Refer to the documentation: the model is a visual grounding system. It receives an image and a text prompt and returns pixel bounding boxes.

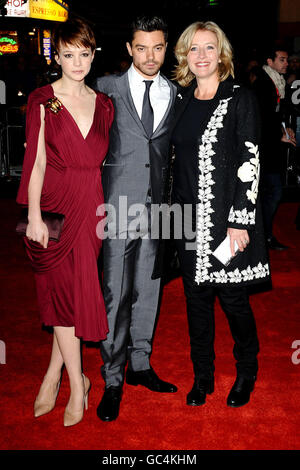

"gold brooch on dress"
[45,97,63,114]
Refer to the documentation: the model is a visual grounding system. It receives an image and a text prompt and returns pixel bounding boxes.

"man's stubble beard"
[135,61,163,78]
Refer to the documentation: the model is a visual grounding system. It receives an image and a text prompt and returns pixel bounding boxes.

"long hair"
[173,21,234,87]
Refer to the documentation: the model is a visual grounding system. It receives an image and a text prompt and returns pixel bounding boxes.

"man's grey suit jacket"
[95,71,177,279]
[95,72,177,209]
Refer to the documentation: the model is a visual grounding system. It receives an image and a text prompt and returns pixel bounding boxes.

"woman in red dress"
[16,18,114,426]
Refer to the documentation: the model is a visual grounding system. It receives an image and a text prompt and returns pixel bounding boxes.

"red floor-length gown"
[17,84,114,341]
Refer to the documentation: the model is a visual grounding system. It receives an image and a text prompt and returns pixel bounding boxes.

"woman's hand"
[227,227,249,256]
[26,218,49,249]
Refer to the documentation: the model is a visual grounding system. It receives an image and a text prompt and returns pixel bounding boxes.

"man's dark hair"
[264,44,289,63]
[129,16,168,43]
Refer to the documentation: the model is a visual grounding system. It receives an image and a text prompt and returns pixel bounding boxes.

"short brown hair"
[173,21,234,87]
[52,17,96,54]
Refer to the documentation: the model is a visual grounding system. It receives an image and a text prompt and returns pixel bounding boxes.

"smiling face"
[187,29,220,81]
[55,42,95,81]
[126,30,167,78]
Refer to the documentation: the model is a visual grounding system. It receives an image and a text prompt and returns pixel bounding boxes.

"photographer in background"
[252,46,296,250]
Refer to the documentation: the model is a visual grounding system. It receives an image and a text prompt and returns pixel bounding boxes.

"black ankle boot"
[227,376,255,408]
[186,377,214,406]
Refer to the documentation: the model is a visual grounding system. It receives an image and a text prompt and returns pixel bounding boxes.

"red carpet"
[0,200,300,450]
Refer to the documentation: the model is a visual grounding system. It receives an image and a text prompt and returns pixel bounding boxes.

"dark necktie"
[141,80,154,137]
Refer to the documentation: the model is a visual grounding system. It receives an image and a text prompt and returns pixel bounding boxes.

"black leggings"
[175,236,259,380]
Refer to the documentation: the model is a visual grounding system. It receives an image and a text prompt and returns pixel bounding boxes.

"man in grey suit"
[95,16,177,421]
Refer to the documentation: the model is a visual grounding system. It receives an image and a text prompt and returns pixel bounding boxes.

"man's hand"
[282,127,297,146]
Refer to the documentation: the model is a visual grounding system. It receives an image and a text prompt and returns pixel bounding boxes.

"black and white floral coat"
[170,78,270,286]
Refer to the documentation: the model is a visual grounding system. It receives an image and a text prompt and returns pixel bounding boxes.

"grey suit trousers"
[100,202,161,387]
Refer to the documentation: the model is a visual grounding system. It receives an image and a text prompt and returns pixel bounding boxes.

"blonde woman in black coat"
[170,21,270,408]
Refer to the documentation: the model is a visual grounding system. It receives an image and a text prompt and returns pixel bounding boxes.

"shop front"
[0,1,69,177]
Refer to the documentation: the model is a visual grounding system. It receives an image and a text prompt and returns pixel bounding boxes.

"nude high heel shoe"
[63,374,91,427]
[34,376,62,418]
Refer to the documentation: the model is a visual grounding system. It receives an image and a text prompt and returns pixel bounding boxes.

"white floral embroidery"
[237,161,257,182]
[195,98,231,284]
[237,141,260,204]
[228,206,256,225]
[209,263,270,284]
[194,94,268,285]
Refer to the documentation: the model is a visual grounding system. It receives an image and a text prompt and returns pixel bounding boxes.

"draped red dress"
[16,84,114,342]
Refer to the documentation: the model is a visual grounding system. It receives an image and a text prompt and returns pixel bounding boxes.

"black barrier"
[0,105,25,178]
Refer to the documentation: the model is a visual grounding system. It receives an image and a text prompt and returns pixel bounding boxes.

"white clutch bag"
[212,234,240,267]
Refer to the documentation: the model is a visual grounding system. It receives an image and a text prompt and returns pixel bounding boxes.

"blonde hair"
[173,21,234,87]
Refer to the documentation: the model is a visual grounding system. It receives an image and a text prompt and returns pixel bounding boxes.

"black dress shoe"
[126,367,177,393]
[267,236,289,250]
[97,386,122,421]
[186,378,214,406]
[227,376,255,408]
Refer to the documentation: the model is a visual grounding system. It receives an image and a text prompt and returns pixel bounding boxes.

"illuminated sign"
[0,44,19,53]
[0,32,19,55]
[5,0,29,17]
[29,0,68,22]
[53,0,68,10]
[43,29,51,64]
[5,0,68,21]
[0,37,17,44]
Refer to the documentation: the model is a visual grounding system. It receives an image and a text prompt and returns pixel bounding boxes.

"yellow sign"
[29,0,68,22]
